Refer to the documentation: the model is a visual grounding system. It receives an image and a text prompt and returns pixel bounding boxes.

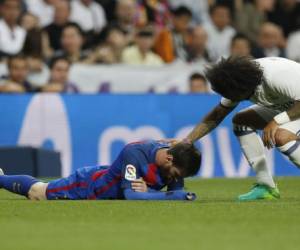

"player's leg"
[0,168,43,199]
[45,166,104,200]
[232,106,280,201]
[275,120,300,167]
[28,182,48,200]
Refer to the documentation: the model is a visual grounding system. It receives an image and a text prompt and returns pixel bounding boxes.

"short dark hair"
[168,143,201,177]
[49,56,71,69]
[101,24,126,40]
[210,3,231,15]
[22,29,43,57]
[190,73,206,83]
[62,22,84,37]
[171,6,192,18]
[7,54,27,68]
[231,33,251,46]
[205,56,264,100]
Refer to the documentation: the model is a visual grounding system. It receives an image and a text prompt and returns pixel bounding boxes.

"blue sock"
[0,175,39,197]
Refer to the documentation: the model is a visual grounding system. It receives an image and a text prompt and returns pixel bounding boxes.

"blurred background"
[0,0,299,178]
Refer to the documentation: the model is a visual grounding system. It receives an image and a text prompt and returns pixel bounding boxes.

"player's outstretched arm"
[123,188,196,201]
[185,103,235,143]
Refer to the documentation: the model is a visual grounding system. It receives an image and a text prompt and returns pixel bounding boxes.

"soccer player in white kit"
[184,56,300,201]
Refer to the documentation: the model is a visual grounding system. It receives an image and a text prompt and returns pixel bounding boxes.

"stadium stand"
[0,0,298,94]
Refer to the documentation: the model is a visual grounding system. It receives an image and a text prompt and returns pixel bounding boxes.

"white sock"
[234,125,276,188]
[278,140,300,167]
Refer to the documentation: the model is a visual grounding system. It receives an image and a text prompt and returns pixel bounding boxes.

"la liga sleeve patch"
[125,165,137,181]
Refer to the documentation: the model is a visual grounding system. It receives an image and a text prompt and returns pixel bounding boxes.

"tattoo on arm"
[287,101,300,121]
[187,104,235,143]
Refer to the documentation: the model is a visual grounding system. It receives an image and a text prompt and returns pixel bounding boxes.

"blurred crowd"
[0,0,299,94]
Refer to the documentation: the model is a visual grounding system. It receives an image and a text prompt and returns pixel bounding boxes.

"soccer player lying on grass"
[184,56,300,201]
[0,140,201,201]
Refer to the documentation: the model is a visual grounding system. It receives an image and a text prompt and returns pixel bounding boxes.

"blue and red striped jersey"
[88,140,184,199]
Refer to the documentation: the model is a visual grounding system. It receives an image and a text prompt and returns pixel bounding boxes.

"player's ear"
[166,154,173,163]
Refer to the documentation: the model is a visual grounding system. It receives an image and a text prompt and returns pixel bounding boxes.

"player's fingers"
[263,131,271,149]
[131,185,146,192]
[270,129,277,148]
[131,183,146,190]
[131,183,143,188]
[131,186,142,192]
[267,130,274,149]
[269,128,276,148]
[262,131,267,147]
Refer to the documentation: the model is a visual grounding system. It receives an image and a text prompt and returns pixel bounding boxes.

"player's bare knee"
[28,182,48,200]
[275,129,298,147]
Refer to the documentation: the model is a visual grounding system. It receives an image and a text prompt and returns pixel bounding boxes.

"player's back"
[250,57,300,111]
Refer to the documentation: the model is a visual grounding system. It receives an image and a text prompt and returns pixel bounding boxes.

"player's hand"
[262,120,279,149]
[131,178,148,192]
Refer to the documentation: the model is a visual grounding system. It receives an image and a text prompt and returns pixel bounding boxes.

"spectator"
[96,0,117,21]
[234,0,275,44]
[154,6,192,63]
[54,23,89,63]
[21,13,52,60]
[41,56,79,93]
[268,0,300,37]
[70,0,107,46]
[113,0,138,42]
[21,12,40,31]
[122,26,164,66]
[136,0,171,30]
[252,22,286,58]
[86,25,127,64]
[0,0,26,59]
[187,25,211,64]
[230,33,252,57]
[44,0,71,51]
[204,3,236,61]
[189,72,209,93]
[287,30,300,62]
[0,55,33,93]
[25,0,58,27]
[169,0,210,24]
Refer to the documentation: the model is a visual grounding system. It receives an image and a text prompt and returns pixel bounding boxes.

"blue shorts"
[46,166,108,200]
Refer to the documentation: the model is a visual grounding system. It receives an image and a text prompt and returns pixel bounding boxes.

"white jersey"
[221,57,300,111]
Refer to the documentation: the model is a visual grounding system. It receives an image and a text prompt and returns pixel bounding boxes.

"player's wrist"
[273,111,290,125]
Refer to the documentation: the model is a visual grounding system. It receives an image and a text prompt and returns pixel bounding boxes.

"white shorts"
[245,105,300,136]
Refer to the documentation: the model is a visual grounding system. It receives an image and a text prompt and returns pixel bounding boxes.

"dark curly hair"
[205,56,264,101]
[168,143,201,177]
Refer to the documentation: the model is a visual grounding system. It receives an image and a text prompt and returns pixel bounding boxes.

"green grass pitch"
[1,177,300,250]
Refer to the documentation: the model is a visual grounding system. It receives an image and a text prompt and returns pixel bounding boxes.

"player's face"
[159,154,184,182]
[160,164,182,183]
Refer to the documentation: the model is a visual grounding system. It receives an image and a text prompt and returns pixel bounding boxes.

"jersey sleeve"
[220,97,239,108]
[119,147,142,190]
[123,189,197,201]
